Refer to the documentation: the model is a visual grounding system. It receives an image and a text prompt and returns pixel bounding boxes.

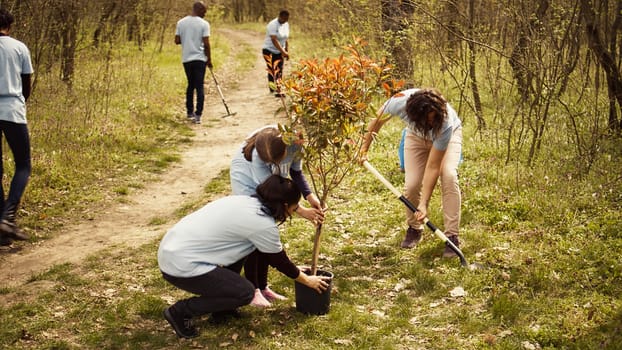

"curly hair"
[405,88,448,138]
[0,9,15,30]
[242,127,287,171]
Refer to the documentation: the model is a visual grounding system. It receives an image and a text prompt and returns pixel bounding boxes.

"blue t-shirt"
[230,126,302,196]
[0,36,34,124]
[157,195,283,277]
[262,17,289,54]
[381,88,461,151]
[175,15,210,63]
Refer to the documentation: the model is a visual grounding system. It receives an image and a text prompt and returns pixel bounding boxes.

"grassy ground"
[2,118,620,349]
[1,24,621,350]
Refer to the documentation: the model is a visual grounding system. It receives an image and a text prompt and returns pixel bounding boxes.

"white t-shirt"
[0,36,34,124]
[381,88,462,151]
[230,126,303,196]
[157,195,283,278]
[175,15,210,63]
[263,18,289,54]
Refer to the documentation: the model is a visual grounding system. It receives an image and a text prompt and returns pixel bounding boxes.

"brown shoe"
[401,227,423,249]
[442,235,460,258]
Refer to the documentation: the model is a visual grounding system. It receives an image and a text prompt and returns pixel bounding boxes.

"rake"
[363,160,479,269]
[209,68,237,118]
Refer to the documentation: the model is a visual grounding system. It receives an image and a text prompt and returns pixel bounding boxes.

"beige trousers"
[403,127,462,237]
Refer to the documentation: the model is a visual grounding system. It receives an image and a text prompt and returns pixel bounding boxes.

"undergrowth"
[1,117,620,349]
[0,24,620,350]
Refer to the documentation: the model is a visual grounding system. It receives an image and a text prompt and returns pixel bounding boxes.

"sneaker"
[443,235,460,258]
[193,118,201,124]
[209,309,242,325]
[250,288,272,307]
[163,307,198,339]
[261,286,287,301]
[401,227,423,249]
[186,113,195,120]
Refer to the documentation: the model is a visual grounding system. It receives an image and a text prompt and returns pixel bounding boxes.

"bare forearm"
[419,148,445,207]
[271,36,287,55]
[361,117,386,154]
[419,167,440,208]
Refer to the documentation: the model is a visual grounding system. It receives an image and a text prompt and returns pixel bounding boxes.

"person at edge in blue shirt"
[158,175,329,339]
[230,125,325,307]
[0,8,33,246]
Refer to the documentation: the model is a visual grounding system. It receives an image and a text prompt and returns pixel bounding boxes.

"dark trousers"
[0,121,31,212]
[244,250,270,290]
[262,49,284,92]
[182,60,207,118]
[162,257,254,318]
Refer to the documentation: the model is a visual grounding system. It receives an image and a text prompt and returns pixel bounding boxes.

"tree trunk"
[59,0,78,87]
[581,0,622,133]
[468,0,485,130]
[157,0,173,53]
[380,0,415,80]
[310,224,323,275]
[310,194,327,275]
[509,1,550,102]
[93,2,117,48]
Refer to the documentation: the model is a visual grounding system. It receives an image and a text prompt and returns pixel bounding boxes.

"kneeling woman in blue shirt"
[158,175,329,339]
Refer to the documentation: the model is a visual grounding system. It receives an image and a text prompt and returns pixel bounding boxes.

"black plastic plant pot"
[294,269,334,315]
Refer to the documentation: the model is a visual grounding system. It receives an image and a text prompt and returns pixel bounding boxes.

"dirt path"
[0,28,282,288]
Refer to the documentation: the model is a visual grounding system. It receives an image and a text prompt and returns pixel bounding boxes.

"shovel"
[363,160,479,269]
[209,68,237,118]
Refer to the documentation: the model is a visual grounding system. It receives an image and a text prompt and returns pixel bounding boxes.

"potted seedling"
[280,38,401,314]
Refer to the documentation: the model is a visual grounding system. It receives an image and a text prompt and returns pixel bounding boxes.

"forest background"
[0,0,621,349]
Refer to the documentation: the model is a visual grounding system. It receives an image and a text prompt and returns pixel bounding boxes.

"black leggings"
[244,250,270,290]
[0,121,31,211]
[162,257,254,318]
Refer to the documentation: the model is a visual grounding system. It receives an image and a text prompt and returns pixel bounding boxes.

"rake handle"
[363,161,468,267]
[209,68,233,115]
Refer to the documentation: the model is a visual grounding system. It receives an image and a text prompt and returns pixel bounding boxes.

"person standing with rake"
[175,1,213,124]
[360,88,463,258]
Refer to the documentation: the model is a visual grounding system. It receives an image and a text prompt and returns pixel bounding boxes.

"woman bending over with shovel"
[360,88,463,258]
[158,175,329,339]
[230,125,325,306]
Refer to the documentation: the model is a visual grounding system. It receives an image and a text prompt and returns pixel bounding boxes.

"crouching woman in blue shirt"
[158,175,329,339]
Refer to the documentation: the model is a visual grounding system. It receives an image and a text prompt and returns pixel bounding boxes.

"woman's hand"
[297,206,324,225]
[415,205,428,221]
[306,194,323,211]
[296,271,330,294]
